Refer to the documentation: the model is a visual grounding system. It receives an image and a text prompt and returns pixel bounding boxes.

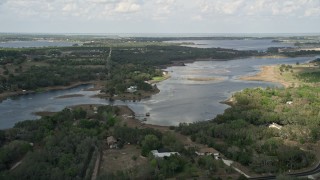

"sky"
[0,0,320,34]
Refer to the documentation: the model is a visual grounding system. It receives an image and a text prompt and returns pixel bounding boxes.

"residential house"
[151,150,180,158]
[127,86,137,93]
[196,148,220,159]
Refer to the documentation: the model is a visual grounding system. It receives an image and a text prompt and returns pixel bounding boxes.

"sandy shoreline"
[239,65,291,88]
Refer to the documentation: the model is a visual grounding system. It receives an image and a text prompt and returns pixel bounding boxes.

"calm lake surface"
[0,56,313,129]
[0,41,76,48]
[167,39,294,51]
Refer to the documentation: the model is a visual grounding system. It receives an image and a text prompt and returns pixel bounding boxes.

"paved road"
[249,163,320,180]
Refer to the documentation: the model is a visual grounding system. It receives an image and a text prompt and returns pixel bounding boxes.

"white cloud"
[304,7,320,17]
[62,3,77,12]
[195,0,320,17]
[114,1,141,13]
[220,0,244,15]
[150,0,177,20]
[0,0,320,33]
[2,0,320,19]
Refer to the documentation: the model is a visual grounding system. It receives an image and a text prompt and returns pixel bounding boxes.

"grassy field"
[276,63,320,87]
[152,76,165,81]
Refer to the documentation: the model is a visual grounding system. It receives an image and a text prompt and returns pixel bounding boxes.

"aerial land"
[2,35,320,179]
[0,104,246,179]
[178,59,320,178]
[0,36,260,102]
[240,59,320,88]
[240,66,291,87]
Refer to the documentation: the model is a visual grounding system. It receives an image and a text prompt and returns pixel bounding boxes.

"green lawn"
[152,76,165,81]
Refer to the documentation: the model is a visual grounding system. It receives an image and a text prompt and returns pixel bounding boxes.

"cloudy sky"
[0,0,320,34]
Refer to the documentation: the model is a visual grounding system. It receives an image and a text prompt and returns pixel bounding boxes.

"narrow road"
[249,162,320,180]
[106,47,112,78]
[91,150,102,180]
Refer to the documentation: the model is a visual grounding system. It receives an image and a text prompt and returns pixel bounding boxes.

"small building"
[286,101,293,105]
[196,148,220,159]
[268,123,282,130]
[127,86,137,93]
[93,107,98,114]
[163,71,168,76]
[107,136,117,149]
[151,150,180,158]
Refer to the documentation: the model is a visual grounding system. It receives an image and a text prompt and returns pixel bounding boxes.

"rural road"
[249,163,320,180]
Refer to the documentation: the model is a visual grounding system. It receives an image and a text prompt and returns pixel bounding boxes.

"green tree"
[141,134,161,156]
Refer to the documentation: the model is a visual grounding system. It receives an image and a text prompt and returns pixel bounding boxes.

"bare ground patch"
[99,145,149,176]
[239,66,291,88]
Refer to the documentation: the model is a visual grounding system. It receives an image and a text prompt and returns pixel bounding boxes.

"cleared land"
[239,66,291,87]
[239,62,320,88]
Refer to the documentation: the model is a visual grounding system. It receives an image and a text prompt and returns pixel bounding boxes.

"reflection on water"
[0,56,314,129]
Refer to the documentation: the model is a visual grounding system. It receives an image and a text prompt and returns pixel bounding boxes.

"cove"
[0,56,314,129]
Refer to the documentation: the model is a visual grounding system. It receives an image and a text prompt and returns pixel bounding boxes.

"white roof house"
[268,123,283,130]
[151,150,180,158]
[127,86,137,93]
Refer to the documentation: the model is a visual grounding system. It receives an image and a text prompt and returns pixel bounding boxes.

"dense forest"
[0,106,119,179]
[0,105,243,179]
[176,84,320,173]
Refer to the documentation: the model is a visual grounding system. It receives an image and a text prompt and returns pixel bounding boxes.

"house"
[163,71,168,76]
[196,148,220,159]
[268,123,282,130]
[151,150,180,158]
[286,101,293,105]
[107,136,117,149]
[127,86,137,93]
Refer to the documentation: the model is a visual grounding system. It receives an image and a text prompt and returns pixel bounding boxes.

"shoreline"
[238,65,291,88]
[162,54,295,68]
[94,88,160,101]
[0,54,291,102]
[34,104,172,131]
[0,81,102,102]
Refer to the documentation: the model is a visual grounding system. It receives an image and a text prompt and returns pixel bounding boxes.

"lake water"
[0,41,76,48]
[0,56,313,129]
[167,39,294,51]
